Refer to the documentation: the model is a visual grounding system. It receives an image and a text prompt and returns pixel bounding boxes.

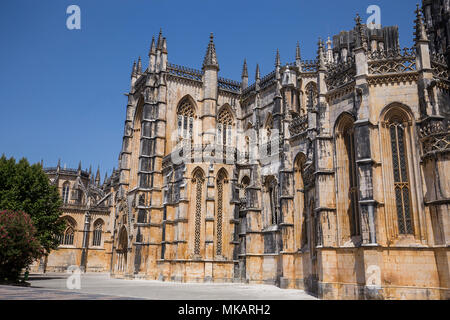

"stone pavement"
[0,273,317,300]
[0,284,140,300]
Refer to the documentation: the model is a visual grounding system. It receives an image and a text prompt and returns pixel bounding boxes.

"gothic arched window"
[266,116,274,156]
[381,106,416,238]
[217,107,233,146]
[63,227,74,245]
[62,182,70,204]
[266,176,278,225]
[215,170,228,256]
[192,169,205,256]
[177,99,195,140]
[294,154,306,250]
[305,82,318,110]
[335,113,361,240]
[59,218,76,246]
[138,195,145,206]
[388,117,413,235]
[92,220,103,246]
[137,209,147,223]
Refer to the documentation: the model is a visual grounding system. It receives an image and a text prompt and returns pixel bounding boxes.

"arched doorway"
[117,227,128,273]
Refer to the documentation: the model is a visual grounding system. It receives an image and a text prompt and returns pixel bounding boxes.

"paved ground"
[0,273,317,300]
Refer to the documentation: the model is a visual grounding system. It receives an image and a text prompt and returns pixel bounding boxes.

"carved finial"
[202,33,219,70]
[414,4,429,42]
[255,64,260,81]
[275,49,281,67]
[78,161,82,172]
[242,59,248,78]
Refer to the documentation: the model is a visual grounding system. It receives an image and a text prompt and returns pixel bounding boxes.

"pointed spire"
[275,49,281,67]
[414,4,428,42]
[255,64,260,81]
[161,37,167,54]
[355,13,368,50]
[202,33,219,70]
[317,38,326,70]
[57,158,61,170]
[131,60,137,78]
[95,166,100,185]
[242,59,248,78]
[137,57,142,74]
[149,36,156,56]
[88,165,92,177]
[104,172,108,183]
[157,28,163,50]
[327,37,334,63]
[241,59,248,90]
[296,41,301,61]
[40,159,44,168]
[296,42,302,69]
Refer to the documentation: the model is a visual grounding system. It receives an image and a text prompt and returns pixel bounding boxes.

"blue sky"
[0,0,417,182]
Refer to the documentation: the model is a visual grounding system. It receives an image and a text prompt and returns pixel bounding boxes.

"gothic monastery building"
[33,1,449,300]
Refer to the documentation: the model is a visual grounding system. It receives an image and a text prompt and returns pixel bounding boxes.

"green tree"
[0,155,64,254]
[0,210,44,281]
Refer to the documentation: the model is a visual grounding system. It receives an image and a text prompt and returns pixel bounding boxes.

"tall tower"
[201,33,220,147]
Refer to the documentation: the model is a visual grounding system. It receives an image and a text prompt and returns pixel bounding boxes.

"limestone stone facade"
[34,1,449,300]
[31,163,115,273]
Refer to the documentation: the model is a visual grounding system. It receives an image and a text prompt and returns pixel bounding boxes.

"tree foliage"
[0,155,64,254]
[0,210,44,281]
